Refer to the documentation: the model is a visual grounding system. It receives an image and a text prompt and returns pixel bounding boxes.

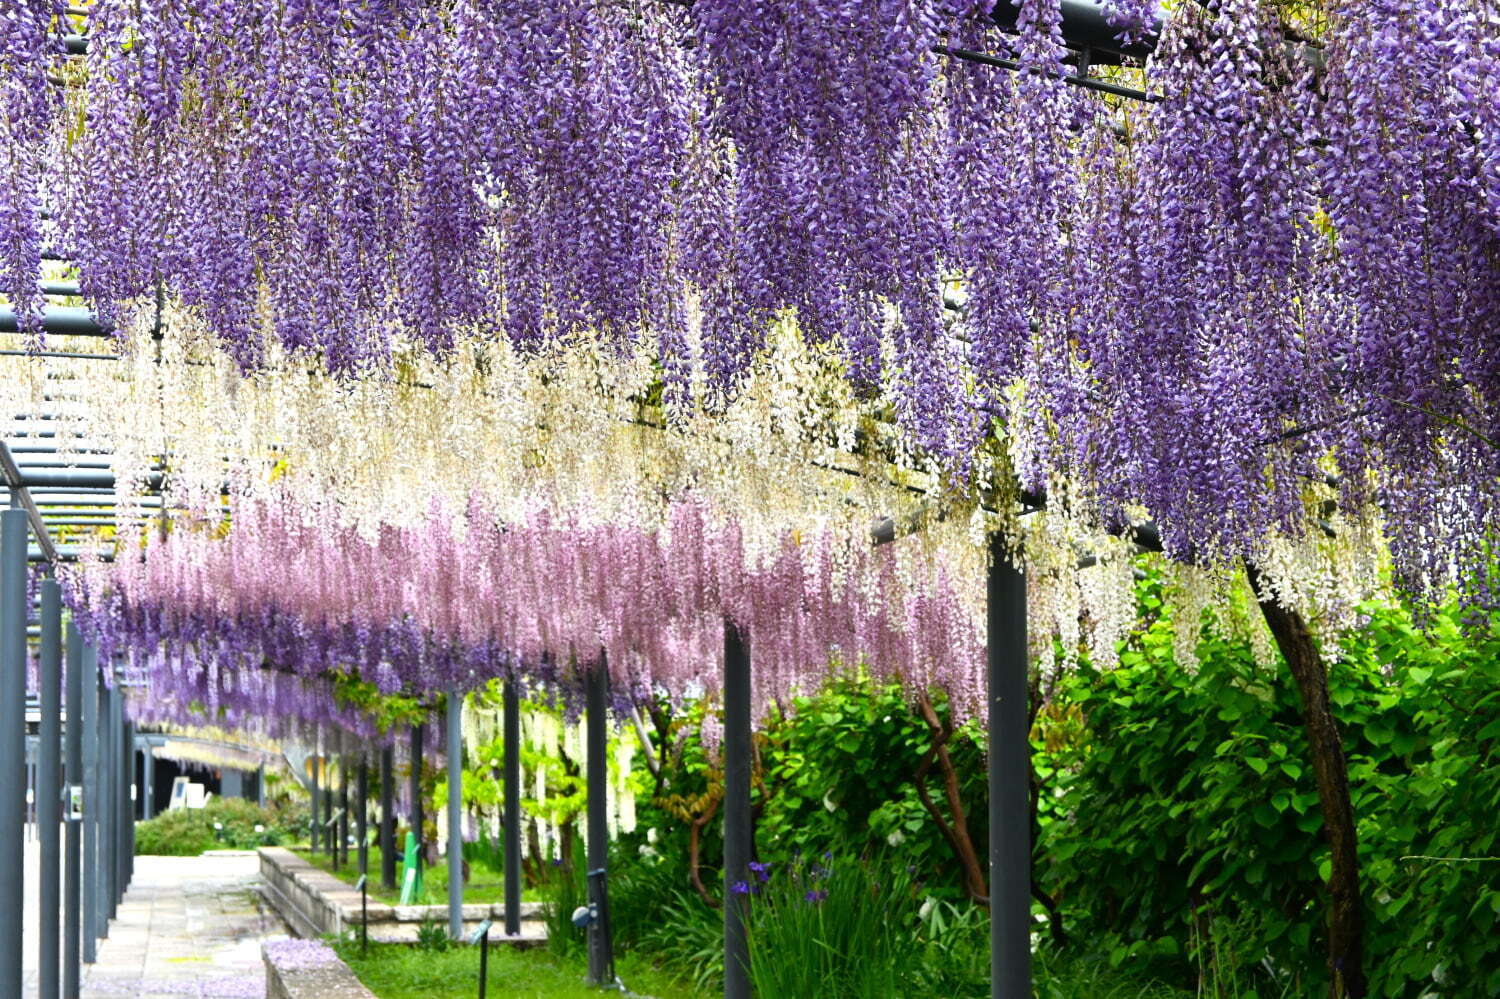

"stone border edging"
[257,846,547,944]
[263,939,378,999]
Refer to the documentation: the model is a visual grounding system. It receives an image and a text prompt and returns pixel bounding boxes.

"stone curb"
[257,846,547,945]
[263,939,378,999]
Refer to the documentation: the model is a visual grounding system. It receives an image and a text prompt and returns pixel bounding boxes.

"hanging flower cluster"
[117,642,385,744]
[3,0,1489,603]
[78,307,933,554]
[66,490,990,725]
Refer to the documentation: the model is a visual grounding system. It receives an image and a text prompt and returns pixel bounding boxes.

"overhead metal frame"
[17,10,1336,999]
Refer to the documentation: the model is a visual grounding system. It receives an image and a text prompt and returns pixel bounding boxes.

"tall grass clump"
[741,853,923,998]
[540,853,588,957]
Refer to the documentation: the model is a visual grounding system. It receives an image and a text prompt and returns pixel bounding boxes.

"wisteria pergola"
[1,2,1496,999]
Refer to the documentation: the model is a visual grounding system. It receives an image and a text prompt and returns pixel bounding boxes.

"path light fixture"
[469,918,493,999]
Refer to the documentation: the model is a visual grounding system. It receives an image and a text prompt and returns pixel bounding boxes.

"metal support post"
[379,745,396,890]
[141,742,153,821]
[38,576,61,999]
[723,620,752,999]
[410,723,424,857]
[95,670,109,938]
[357,754,368,877]
[64,624,83,995]
[81,647,98,963]
[326,746,336,856]
[257,762,265,807]
[585,657,614,986]
[503,679,521,937]
[106,683,119,918]
[447,689,463,939]
[121,719,133,893]
[988,535,1030,998]
[0,505,27,998]
[339,746,350,869]
[309,736,320,854]
[327,758,336,857]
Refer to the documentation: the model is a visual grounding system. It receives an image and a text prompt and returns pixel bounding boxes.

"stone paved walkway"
[78,852,289,999]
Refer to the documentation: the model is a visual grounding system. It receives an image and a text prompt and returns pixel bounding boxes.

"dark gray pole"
[140,741,152,821]
[502,679,521,937]
[988,535,1030,997]
[722,620,752,999]
[95,670,110,938]
[0,505,27,998]
[585,657,614,986]
[256,763,265,807]
[410,723,424,857]
[327,752,336,858]
[38,577,62,999]
[338,742,350,870]
[64,624,82,995]
[107,681,120,912]
[447,689,463,939]
[121,718,133,894]
[356,754,369,876]
[309,736,320,854]
[80,647,98,963]
[379,745,396,890]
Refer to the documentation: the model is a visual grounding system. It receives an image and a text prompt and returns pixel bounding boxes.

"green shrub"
[134,809,217,856]
[1038,595,1500,997]
[755,679,985,902]
[135,796,306,855]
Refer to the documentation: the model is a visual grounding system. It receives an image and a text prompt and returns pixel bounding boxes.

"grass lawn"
[294,844,542,906]
[334,941,706,999]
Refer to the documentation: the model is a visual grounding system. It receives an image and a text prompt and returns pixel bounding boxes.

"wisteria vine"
[1,0,1496,605]
[64,492,991,727]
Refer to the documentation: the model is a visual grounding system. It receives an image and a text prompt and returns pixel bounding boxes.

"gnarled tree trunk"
[1248,564,1366,998]
[913,691,990,903]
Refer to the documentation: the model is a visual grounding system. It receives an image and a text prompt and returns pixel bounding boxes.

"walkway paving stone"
[79,851,290,999]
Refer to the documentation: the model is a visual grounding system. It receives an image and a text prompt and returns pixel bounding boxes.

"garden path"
[78,851,290,999]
